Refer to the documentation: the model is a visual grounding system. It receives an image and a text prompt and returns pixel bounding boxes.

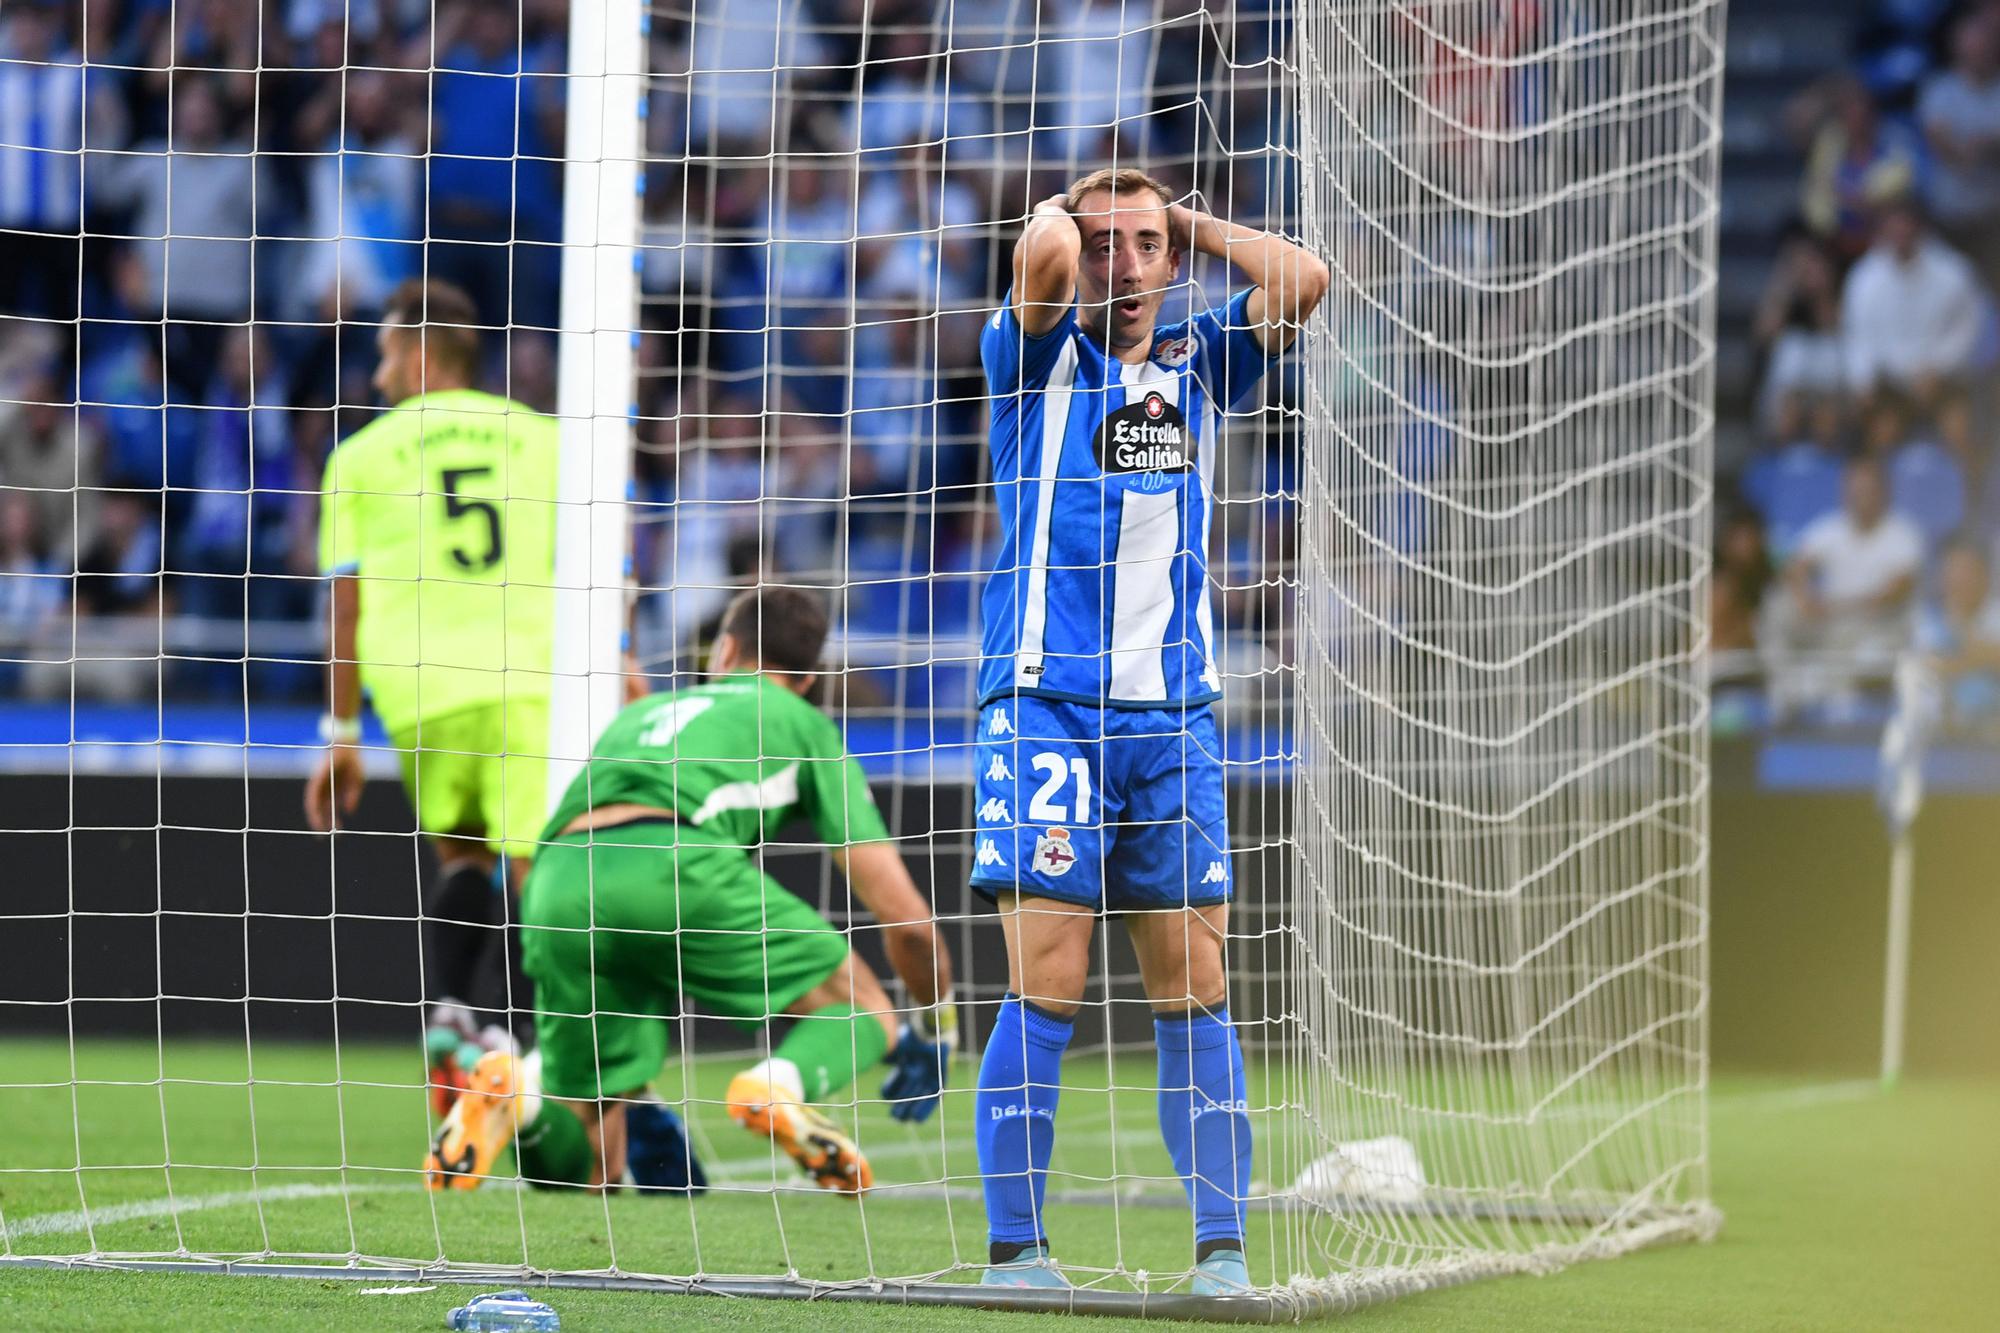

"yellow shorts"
[391,698,549,861]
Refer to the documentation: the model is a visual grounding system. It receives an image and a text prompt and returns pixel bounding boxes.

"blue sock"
[1156,1007,1252,1246]
[976,994,1073,1249]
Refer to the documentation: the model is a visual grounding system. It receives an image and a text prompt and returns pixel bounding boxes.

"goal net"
[0,0,1723,1317]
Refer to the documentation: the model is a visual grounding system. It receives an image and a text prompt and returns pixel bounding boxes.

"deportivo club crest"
[1032,827,1077,877]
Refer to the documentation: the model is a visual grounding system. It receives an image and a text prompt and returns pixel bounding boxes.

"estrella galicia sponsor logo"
[1096,391,1192,476]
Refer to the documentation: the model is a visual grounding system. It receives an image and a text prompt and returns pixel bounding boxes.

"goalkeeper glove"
[881,993,958,1124]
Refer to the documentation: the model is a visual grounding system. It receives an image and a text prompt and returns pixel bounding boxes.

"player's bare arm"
[304,573,364,831]
[1012,194,1083,335]
[833,841,956,1009]
[1169,202,1330,354]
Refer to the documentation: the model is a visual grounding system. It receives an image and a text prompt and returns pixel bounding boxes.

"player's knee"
[1011,951,1089,1011]
[1137,956,1227,1012]
[1016,990,1084,1020]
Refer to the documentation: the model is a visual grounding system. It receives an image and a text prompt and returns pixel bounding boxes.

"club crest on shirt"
[1153,335,1194,366]
[1032,827,1077,877]
[1096,392,1192,476]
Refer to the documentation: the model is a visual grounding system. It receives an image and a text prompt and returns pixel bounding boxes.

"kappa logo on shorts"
[985,754,1013,782]
[976,838,1004,868]
[988,709,1014,736]
[1201,861,1227,886]
[979,797,1011,823]
[1033,827,1077,878]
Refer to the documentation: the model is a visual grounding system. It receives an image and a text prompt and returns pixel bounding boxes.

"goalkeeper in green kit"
[426,586,958,1194]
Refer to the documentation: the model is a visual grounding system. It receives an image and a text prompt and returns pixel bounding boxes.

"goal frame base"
[0,1207,1721,1326]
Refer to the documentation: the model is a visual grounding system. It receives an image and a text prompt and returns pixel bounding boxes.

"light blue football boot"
[1191,1246,1251,1296]
[981,1244,1071,1288]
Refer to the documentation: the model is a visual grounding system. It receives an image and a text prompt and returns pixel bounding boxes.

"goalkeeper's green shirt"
[318,389,559,736]
[541,676,892,852]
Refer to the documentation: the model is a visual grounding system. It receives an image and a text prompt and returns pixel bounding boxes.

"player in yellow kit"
[305,278,558,1085]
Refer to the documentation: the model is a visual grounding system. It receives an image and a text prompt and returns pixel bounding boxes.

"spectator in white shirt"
[1920,10,2000,277]
[88,75,266,396]
[1841,199,1985,460]
[1035,0,1158,161]
[1914,537,2000,732]
[287,68,422,323]
[1767,455,1927,719]
[685,0,829,153]
[0,1,119,325]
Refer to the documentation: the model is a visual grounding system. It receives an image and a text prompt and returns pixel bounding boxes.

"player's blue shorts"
[966,695,1232,912]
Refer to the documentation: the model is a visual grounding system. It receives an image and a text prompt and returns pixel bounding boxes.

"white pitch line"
[1709,1079,1879,1114]
[2,1182,386,1241]
[0,1084,1884,1245]
[701,1126,1135,1184]
[0,1131,1133,1236]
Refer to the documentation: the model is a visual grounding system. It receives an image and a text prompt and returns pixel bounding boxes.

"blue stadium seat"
[1888,439,1966,553]
[929,574,977,637]
[845,535,928,636]
[1741,441,1844,556]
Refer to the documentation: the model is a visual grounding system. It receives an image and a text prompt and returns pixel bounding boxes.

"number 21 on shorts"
[1028,752,1091,824]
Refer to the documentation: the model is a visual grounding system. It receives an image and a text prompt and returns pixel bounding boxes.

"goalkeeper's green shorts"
[391,698,548,862]
[519,819,850,1101]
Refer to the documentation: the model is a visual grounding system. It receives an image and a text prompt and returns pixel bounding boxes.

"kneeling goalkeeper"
[426,586,957,1193]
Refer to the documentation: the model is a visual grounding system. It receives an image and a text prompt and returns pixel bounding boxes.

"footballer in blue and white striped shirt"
[969,168,1328,1292]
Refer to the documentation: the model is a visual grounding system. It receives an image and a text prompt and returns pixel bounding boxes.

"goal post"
[548,0,644,802]
[1,0,1723,1318]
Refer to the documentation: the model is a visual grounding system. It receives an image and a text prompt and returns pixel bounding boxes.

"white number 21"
[1028,752,1091,823]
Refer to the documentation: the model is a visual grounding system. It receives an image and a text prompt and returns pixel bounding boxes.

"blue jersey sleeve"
[1188,288,1280,411]
[980,291,1076,393]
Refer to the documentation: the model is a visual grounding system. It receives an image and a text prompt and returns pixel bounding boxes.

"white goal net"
[0,0,1722,1317]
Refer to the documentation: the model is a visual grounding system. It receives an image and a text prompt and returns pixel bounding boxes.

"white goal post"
[0,0,1723,1319]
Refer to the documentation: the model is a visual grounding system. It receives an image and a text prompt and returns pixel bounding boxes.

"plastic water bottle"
[445,1290,560,1331]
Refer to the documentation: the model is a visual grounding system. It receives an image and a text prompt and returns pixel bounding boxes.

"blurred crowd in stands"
[11,0,1997,738]
[1717,0,2000,736]
[0,0,1293,707]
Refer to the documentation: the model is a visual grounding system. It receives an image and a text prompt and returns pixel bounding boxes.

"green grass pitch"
[0,1039,1993,1330]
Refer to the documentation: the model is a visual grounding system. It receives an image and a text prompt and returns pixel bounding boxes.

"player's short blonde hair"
[383,278,481,380]
[1064,168,1184,250]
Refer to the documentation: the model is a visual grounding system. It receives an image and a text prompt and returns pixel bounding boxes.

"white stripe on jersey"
[1195,392,1222,693]
[1015,340,1079,685]
[1108,360,1185,701]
